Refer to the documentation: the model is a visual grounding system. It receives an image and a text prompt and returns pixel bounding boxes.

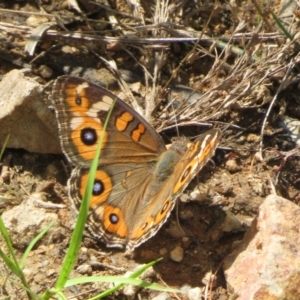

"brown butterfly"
[52,76,221,250]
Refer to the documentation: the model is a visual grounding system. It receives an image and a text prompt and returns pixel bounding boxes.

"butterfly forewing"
[52,76,166,167]
[172,129,222,197]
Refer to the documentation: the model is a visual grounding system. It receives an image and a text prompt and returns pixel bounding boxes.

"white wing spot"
[103,95,114,105]
[89,96,113,113]
[70,117,84,130]
[76,82,89,94]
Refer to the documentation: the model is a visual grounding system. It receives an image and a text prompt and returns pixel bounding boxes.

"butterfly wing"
[52,76,166,167]
[170,129,222,198]
[127,129,222,249]
[69,161,164,249]
[69,129,221,250]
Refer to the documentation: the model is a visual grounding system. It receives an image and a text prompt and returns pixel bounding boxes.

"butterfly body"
[52,76,221,250]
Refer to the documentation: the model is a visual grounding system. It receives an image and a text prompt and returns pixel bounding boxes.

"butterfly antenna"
[175,199,186,235]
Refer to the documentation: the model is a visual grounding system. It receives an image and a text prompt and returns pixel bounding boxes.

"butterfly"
[51,76,221,250]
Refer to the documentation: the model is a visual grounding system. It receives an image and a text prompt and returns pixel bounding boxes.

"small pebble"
[189,190,207,202]
[222,210,242,232]
[76,264,92,275]
[170,246,184,262]
[225,159,241,172]
[26,16,49,27]
[139,266,155,280]
[130,82,142,93]
[62,45,80,54]
[123,265,156,297]
[45,163,59,177]
[187,287,202,300]
[38,65,53,79]
[90,254,98,263]
[181,237,191,249]
[152,292,171,300]
[46,269,56,277]
[246,133,260,143]
[159,248,168,255]
[179,209,194,220]
[123,284,136,298]
[179,193,190,202]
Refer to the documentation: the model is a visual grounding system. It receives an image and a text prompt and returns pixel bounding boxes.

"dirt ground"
[0,0,300,299]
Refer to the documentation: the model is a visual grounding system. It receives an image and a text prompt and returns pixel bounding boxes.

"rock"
[26,16,49,27]
[122,265,156,298]
[139,266,156,280]
[225,158,241,172]
[246,133,260,143]
[46,269,56,277]
[187,287,202,300]
[76,264,92,275]
[170,246,184,262]
[2,198,58,249]
[152,292,171,300]
[37,65,53,79]
[122,283,136,299]
[223,195,300,300]
[181,236,191,249]
[222,210,243,232]
[189,190,207,202]
[159,248,168,255]
[0,69,60,153]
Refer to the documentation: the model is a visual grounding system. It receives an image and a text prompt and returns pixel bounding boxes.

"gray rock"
[0,69,60,153]
[2,197,58,248]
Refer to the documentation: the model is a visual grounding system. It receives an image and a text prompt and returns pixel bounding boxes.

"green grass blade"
[65,258,161,288]
[8,278,40,299]
[0,216,35,296]
[54,145,100,290]
[56,291,67,300]
[54,99,116,292]
[128,258,162,278]
[0,248,22,277]
[71,259,181,299]
[0,134,9,160]
[270,10,293,41]
[20,221,54,268]
[93,259,167,299]
[0,216,20,267]
[66,275,179,291]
